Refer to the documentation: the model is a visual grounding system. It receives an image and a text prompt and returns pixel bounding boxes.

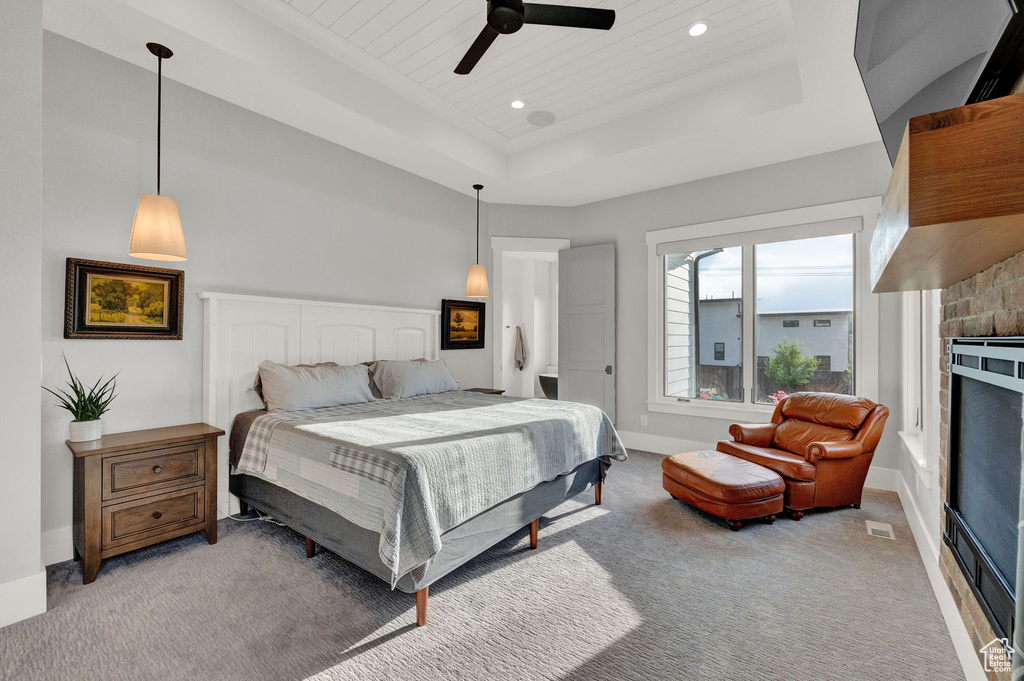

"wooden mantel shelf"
[870,92,1024,293]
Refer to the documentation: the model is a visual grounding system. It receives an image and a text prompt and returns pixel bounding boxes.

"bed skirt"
[229,458,605,593]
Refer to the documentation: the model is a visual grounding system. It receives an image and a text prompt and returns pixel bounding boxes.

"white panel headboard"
[200,291,440,516]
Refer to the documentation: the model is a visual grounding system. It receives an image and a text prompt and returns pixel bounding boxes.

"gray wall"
[0,0,44,594]
[570,142,902,469]
[39,35,500,541]
[35,33,901,556]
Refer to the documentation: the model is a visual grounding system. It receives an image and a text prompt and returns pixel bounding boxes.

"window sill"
[647,399,776,422]
[899,430,934,488]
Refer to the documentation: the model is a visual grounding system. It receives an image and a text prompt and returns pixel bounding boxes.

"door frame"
[490,236,572,391]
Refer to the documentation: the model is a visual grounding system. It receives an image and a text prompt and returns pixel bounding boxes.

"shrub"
[764,339,819,392]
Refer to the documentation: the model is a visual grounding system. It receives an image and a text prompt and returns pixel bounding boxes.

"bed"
[201,292,626,625]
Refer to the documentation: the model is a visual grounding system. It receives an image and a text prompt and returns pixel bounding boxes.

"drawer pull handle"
[152,511,163,520]
[153,466,163,474]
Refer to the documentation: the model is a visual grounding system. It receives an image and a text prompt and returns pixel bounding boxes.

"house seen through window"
[663,233,854,406]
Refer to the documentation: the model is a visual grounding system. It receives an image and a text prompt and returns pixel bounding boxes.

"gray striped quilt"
[234,391,627,586]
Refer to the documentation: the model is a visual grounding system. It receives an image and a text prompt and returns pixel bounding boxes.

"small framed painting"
[441,299,485,350]
[64,258,184,339]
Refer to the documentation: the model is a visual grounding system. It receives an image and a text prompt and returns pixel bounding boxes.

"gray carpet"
[1,451,963,681]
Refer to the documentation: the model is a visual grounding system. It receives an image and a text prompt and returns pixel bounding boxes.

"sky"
[681,234,854,313]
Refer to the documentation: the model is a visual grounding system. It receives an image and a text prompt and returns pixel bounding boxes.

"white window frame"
[646,197,882,421]
[899,288,941,489]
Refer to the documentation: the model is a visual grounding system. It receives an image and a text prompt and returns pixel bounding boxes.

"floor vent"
[866,521,895,540]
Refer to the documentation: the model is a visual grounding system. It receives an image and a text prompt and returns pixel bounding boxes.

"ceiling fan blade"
[522,4,615,30]
[455,25,500,75]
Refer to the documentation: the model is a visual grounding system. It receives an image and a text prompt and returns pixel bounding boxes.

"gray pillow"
[253,361,337,406]
[369,359,458,399]
[257,360,375,412]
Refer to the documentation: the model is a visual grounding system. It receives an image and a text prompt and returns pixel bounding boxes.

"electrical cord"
[227,509,287,527]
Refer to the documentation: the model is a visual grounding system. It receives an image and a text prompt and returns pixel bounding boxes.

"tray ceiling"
[42,0,884,205]
[276,0,793,141]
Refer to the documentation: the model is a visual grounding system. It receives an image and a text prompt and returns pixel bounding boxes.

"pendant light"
[465,184,489,297]
[129,43,187,261]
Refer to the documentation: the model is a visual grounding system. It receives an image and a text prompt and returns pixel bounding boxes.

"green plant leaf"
[43,355,118,421]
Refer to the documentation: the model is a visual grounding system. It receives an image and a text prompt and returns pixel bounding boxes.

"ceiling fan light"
[466,264,490,297]
[129,194,187,261]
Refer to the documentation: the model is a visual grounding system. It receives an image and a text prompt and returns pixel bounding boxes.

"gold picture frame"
[64,258,184,339]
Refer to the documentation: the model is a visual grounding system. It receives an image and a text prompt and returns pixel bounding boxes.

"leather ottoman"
[662,450,785,530]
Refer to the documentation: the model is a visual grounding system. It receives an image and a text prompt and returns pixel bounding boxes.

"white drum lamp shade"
[466,263,489,297]
[129,195,187,261]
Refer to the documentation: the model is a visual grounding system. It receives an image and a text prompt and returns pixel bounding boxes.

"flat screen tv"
[855,0,1024,165]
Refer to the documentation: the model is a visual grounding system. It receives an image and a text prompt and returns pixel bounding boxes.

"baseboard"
[42,525,74,566]
[896,473,939,560]
[863,465,897,492]
[617,430,897,491]
[616,430,713,456]
[0,569,46,629]
[898,472,986,681]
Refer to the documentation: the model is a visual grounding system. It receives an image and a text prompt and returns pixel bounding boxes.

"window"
[900,289,942,488]
[663,248,743,402]
[648,198,878,418]
[814,319,831,327]
[755,234,853,403]
[661,234,855,405]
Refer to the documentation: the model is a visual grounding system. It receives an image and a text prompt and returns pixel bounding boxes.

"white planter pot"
[69,419,102,442]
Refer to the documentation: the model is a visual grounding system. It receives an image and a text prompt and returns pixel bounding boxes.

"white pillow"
[257,360,375,412]
[369,359,458,399]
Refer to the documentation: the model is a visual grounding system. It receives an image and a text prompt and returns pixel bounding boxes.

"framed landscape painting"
[65,258,184,339]
[441,299,485,350]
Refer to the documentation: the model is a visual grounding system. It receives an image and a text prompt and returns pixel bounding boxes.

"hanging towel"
[514,326,527,371]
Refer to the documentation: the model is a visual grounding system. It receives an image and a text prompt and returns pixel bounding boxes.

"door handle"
[605,365,613,375]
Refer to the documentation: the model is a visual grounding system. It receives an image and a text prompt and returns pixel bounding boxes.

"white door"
[558,243,616,422]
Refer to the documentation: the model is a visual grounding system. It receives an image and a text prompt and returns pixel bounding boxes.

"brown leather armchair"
[717,392,889,519]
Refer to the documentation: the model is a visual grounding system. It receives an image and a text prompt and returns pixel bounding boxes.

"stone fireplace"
[940,251,1024,680]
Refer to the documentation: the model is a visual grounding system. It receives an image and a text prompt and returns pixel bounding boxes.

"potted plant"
[43,356,118,442]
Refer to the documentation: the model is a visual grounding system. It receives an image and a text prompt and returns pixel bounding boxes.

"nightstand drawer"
[102,485,206,550]
[102,443,205,501]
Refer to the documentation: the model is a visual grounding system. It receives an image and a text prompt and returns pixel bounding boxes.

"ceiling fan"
[455,0,616,75]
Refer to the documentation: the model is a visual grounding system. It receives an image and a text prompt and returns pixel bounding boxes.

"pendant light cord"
[156,54,162,196]
[473,183,483,265]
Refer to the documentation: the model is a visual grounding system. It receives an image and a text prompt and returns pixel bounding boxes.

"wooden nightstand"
[464,388,505,395]
[66,423,225,584]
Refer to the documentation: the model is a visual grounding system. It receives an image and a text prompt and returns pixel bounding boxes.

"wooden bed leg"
[305,537,316,558]
[239,499,249,516]
[529,518,539,549]
[595,481,603,506]
[416,586,428,627]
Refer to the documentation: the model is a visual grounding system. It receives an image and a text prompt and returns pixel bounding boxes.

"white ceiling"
[41,0,884,206]
[274,0,793,141]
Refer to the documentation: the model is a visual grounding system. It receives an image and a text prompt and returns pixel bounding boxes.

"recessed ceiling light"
[510,99,526,109]
[688,21,710,37]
